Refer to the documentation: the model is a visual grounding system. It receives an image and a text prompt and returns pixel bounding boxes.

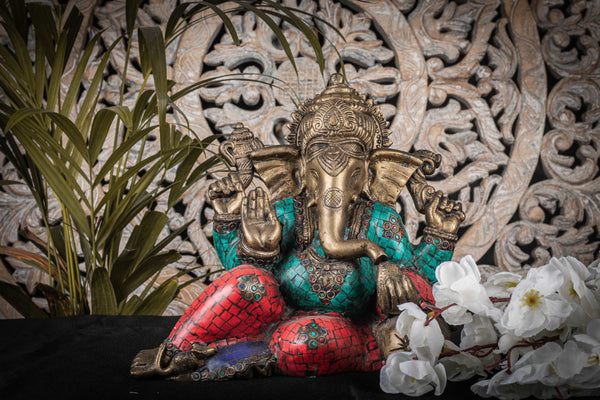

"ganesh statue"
[130,74,464,381]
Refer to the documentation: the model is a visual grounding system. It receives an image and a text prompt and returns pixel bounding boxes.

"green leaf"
[97,187,161,251]
[9,133,92,240]
[6,109,89,164]
[164,3,191,44]
[0,246,67,288]
[0,17,35,104]
[0,280,48,318]
[125,0,143,37]
[74,38,120,132]
[91,267,118,315]
[61,31,103,119]
[0,180,23,186]
[235,2,298,76]
[92,125,157,188]
[27,3,59,65]
[124,211,169,269]
[89,108,117,165]
[260,2,324,75]
[116,250,180,302]
[36,283,71,317]
[7,0,28,42]
[131,89,155,130]
[133,279,178,315]
[120,295,141,315]
[205,3,240,45]
[109,249,136,296]
[58,2,84,65]
[93,151,164,213]
[145,220,193,260]
[138,27,170,151]
[186,154,221,188]
[9,118,90,202]
[47,225,68,266]
[167,145,204,207]
[110,221,191,294]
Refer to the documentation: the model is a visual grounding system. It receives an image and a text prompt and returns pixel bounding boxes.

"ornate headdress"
[286,74,392,153]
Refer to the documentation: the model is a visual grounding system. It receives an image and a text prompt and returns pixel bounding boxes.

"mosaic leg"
[184,341,276,382]
[269,313,383,376]
[168,265,285,351]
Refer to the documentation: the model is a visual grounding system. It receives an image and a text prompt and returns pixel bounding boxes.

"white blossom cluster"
[380,256,600,399]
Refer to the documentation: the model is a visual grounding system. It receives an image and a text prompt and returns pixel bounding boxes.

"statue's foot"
[373,317,411,359]
[130,341,216,378]
[374,315,454,359]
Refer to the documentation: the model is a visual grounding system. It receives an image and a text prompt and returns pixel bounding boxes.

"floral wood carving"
[0,0,598,317]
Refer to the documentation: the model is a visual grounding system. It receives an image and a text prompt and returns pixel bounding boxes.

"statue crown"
[286,74,392,153]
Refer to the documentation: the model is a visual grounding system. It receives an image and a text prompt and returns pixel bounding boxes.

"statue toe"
[130,347,161,378]
[130,342,217,379]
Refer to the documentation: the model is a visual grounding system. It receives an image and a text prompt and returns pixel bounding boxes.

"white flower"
[433,255,502,325]
[586,259,600,291]
[439,341,485,382]
[380,351,447,396]
[484,271,522,307]
[396,302,444,363]
[471,341,585,399]
[461,314,498,349]
[471,373,557,400]
[499,263,572,338]
[550,257,600,327]
[574,318,600,355]
[496,332,533,368]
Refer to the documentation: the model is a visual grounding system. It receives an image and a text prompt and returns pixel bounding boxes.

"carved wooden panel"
[0,0,598,317]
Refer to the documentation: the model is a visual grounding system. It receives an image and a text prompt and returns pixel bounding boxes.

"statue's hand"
[376,262,420,316]
[208,173,244,216]
[424,191,465,235]
[241,187,281,252]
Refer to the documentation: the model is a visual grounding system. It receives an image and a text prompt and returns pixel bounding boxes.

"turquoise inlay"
[213,229,242,270]
[412,242,452,283]
[274,198,296,254]
[276,242,376,316]
[366,203,414,267]
[363,202,453,283]
[213,196,454,313]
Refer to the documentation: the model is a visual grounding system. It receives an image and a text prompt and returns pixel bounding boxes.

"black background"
[0,315,484,400]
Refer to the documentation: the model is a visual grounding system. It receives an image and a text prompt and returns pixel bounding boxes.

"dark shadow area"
[0,315,486,400]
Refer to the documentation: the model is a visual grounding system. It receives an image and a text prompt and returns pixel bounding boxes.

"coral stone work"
[296,320,329,350]
[236,274,267,302]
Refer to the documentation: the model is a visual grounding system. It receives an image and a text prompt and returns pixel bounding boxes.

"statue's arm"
[212,222,243,271]
[209,176,283,270]
[370,203,455,316]
[405,169,464,281]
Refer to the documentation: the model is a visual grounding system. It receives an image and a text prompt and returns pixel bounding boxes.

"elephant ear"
[367,149,424,207]
[250,145,302,202]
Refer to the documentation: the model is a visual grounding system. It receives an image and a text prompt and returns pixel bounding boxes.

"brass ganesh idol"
[131,74,464,381]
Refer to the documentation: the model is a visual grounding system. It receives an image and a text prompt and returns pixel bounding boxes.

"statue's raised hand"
[424,191,465,235]
[208,173,244,216]
[241,188,281,253]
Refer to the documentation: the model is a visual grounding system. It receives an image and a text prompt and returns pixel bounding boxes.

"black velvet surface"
[0,315,483,400]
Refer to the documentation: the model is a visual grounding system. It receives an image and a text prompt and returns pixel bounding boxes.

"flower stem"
[440,342,498,358]
[420,301,456,326]
[490,297,511,303]
[485,335,560,374]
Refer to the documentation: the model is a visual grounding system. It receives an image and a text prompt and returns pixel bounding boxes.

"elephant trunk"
[317,188,388,265]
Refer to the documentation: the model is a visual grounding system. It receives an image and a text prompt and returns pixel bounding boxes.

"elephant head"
[249,74,433,265]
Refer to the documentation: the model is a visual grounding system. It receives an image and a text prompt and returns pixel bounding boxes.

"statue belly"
[275,249,376,317]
